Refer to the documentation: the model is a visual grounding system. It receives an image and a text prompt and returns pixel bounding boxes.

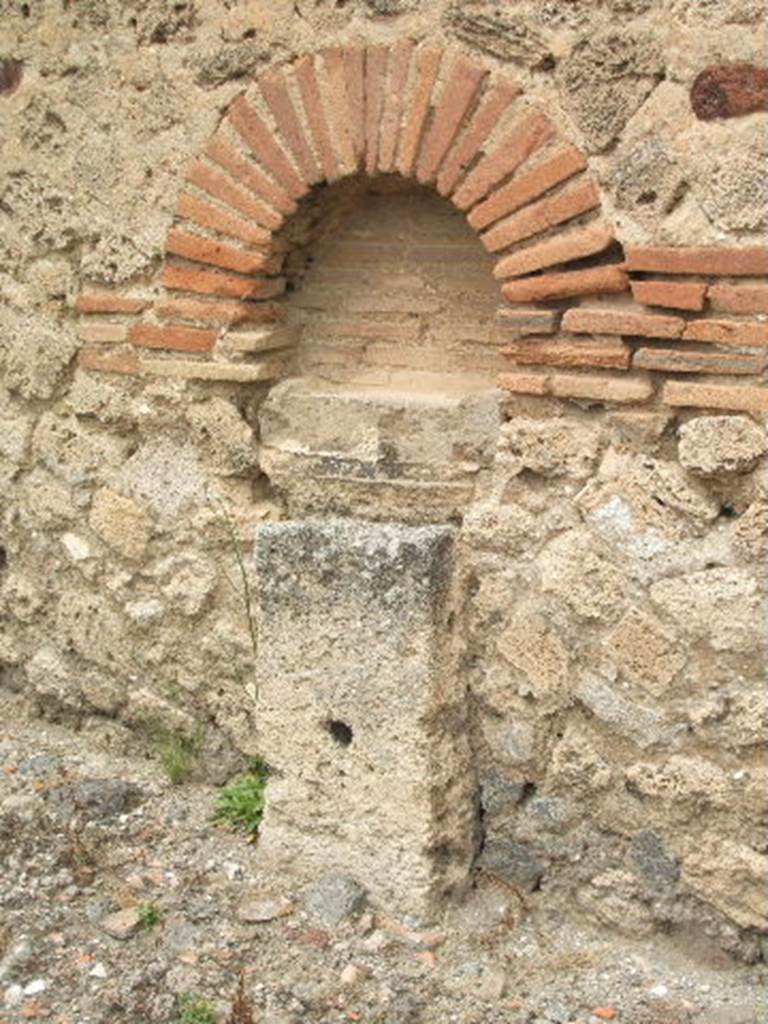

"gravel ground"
[0,693,765,1024]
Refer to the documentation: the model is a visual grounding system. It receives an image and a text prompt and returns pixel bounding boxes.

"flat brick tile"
[550,372,654,403]
[493,224,614,279]
[396,47,442,178]
[630,279,707,311]
[416,55,487,185]
[497,371,550,395]
[77,322,129,343]
[322,46,359,174]
[378,39,414,173]
[365,44,389,176]
[437,76,521,197]
[78,346,141,375]
[633,346,765,375]
[501,264,629,303]
[162,263,286,301]
[468,145,587,230]
[342,43,366,159]
[129,323,216,353]
[187,161,283,230]
[295,54,338,182]
[495,306,559,335]
[228,95,307,200]
[259,64,321,185]
[76,293,148,315]
[139,357,284,383]
[504,336,631,370]
[625,246,768,277]
[155,297,284,325]
[452,112,555,211]
[562,307,684,339]
[176,193,272,248]
[708,283,768,315]
[166,229,277,275]
[662,380,768,412]
[205,134,297,216]
[682,319,768,347]
[481,179,600,252]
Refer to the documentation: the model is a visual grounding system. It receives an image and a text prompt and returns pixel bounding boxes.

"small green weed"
[137,902,162,930]
[147,723,203,786]
[177,993,216,1024]
[213,757,270,835]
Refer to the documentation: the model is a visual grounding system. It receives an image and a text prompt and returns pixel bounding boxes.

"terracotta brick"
[76,293,148,315]
[708,283,768,315]
[468,145,588,231]
[205,134,297,217]
[295,54,338,182]
[342,44,366,159]
[682,319,768,347]
[452,112,555,211]
[77,322,129,343]
[437,76,521,197]
[139,357,284,383]
[501,264,629,303]
[630,279,707,311]
[625,246,768,277]
[78,346,141,375]
[415,55,487,185]
[129,323,216,353]
[396,47,442,178]
[219,325,297,353]
[187,162,283,231]
[377,39,414,173]
[176,193,272,248]
[691,64,768,121]
[495,306,559,335]
[228,95,307,200]
[550,373,654,404]
[322,47,359,174]
[155,297,283,325]
[365,44,389,176]
[662,380,768,413]
[481,179,600,252]
[493,224,614,280]
[258,64,321,186]
[562,307,683,339]
[633,347,765,375]
[166,229,278,276]
[162,264,286,301]
[505,336,631,370]
[497,371,550,395]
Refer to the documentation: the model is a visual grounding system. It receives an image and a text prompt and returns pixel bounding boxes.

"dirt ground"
[0,692,765,1024]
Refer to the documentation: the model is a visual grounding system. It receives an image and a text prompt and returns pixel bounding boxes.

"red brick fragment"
[663,380,768,413]
[708,283,768,315]
[633,347,765,375]
[295,55,338,182]
[691,64,768,121]
[493,224,613,279]
[468,146,588,230]
[166,229,278,275]
[452,112,555,211]
[497,371,550,395]
[482,179,600,252]
[187,162,283,230]
[625,246,768,277]
[322,47,359,174]
[205,135,297,216]
[562,307,683,339]
[505,336,631,370]
[78,347,141,375]
[176,193,272,248]
[342,44,366,160]
[501,265,629,303]
[682,319,768,347]
[155,297,283,325]
[76,293,148,314]
[228,95,307,200]
[396,47,442,178]
[416,55,487,185]
[437,76,521,197]
[365,44,389,176]
[378,39,415,173]
[550,373,653,404]
[129,323,216,353]
[162,264,286,301]
[630,279,707,311]
[78,322,129,343]
[259,65,321,185]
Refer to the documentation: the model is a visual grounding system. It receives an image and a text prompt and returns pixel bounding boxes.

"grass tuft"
[213,757,270,835]
[177,994,216,1024]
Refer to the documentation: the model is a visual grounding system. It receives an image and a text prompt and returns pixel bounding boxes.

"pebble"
[237,897,294,923]
[23,979,47,996]
[340,964,364,986]
[3,984,23,1007]
[99,907,141,940]
[304,874,367,928]
[89,963,108,979]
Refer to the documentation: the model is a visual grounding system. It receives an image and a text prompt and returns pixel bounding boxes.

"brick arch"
[76,41,768,413]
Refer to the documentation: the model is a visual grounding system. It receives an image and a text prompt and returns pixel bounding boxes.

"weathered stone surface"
[1,311,78,400]
[540,529,628,621]
[304,874,367,927]
[496,609,569,706]
[650,568,761,653]
[478,838,545,892]
[683,840,768,931]
[254,519,475,916]
[625,756,731,812]
[605,607,686,695]
[499,417,602,479]
[46,779,143,822]
[575,674,678,750]
[99,907,141,941]
[678,416,767,475]
[89,488,151,561]
[691,64,768,120]
[627,829,680,886]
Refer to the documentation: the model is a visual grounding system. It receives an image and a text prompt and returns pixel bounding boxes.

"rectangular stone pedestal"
[253,519,476,918]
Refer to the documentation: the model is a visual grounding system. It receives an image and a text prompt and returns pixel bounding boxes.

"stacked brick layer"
[74,42,767,413]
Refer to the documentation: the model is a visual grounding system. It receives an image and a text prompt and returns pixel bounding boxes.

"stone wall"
[1,0,766,961]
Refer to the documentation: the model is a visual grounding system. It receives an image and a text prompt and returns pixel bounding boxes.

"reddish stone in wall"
[691,64,768,120]
[0,59,22,96]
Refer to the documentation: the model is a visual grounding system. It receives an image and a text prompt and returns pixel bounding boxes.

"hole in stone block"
[0,547,6,570]
[327,719,353,746]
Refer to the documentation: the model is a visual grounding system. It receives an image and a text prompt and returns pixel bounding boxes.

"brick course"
[482,179,600,252]
[501,265,629,303]
[416,56,487,185]
[493,224,613,280]
[630,280,707,312]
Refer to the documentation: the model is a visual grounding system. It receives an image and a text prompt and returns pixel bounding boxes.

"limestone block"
[678,416,767,475]
[55,591,126,672]
[574,674,680,750]
[499,417,602,479]
[116,439,207,519]
[539,528,628,621]
[185,398,258,476]
[605,607,686,695]
[1,309,78,400]
[548,723,612,795]
[89,488,151,561]
[254,519,475,916]
[496,608,569,707]
[625,755,731,812]
[682,840,768,931]
[649,568,762,653]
